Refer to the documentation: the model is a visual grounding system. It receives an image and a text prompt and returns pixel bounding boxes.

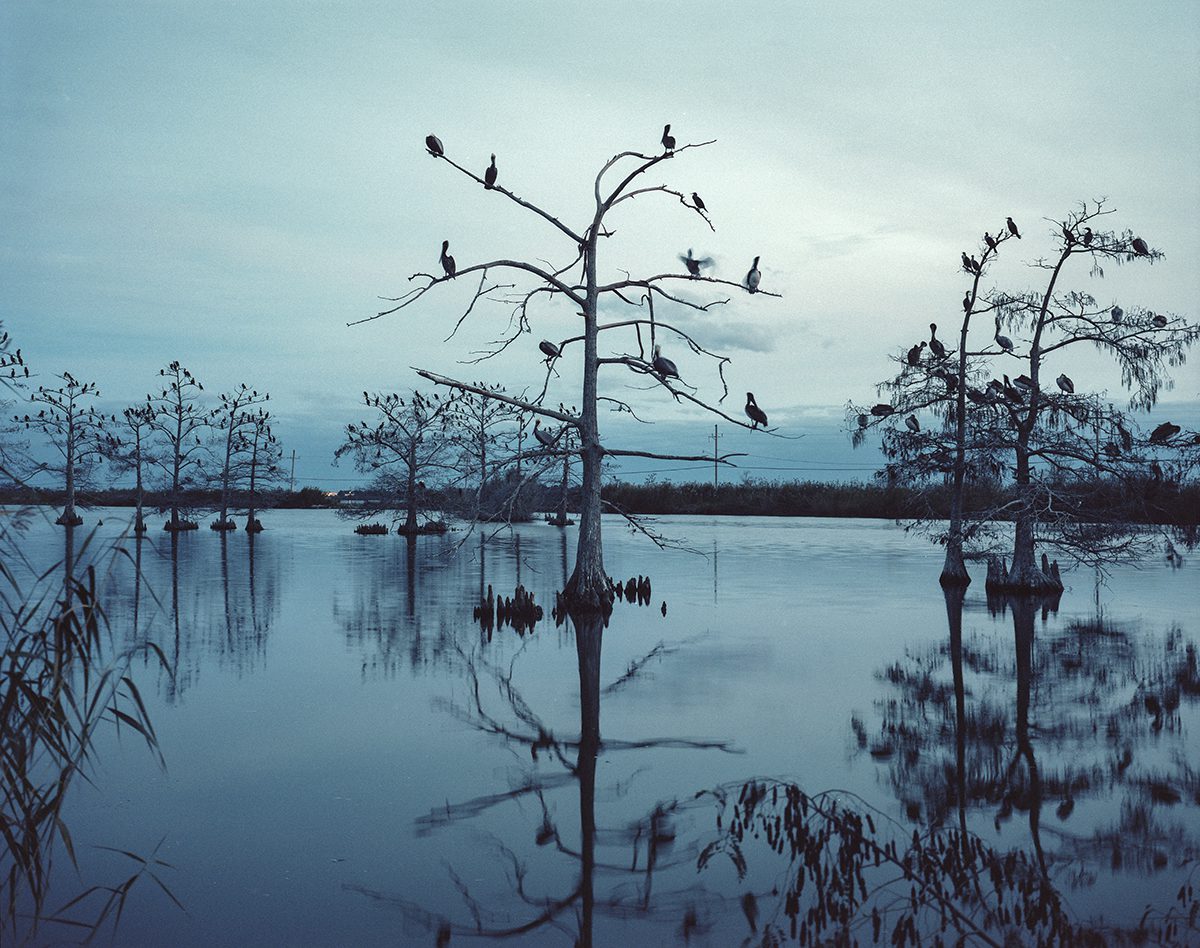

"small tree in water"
[360,131,777,609]
[108,404,158,533]
[207,383,271,530]
[145,361,210,531]
[18,371,113,526]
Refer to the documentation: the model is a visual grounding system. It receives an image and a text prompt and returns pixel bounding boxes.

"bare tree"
[109,404,158,534]
[208,383,271,530]
[448,381,521,520]
[359,131,776,609]
[17,372,113,526]
[240,407,283,532]
[335,390,459,534]
[0,325,30,485]
[146,361,210,531]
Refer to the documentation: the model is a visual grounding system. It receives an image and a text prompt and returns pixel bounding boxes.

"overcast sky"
[3,2,1198,486]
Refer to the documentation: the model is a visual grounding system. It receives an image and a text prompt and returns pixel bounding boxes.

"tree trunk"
[405,438,418,534]
[944,585,969,843]
[245,440,260,532]
[214,421,235,529]
[170,407,182,529]
[134,437,146,534]
[573,611,603,948]
[58,417,79,526]
[940,310,973,586]
[554,452,569,526]
[1000,441,1055,592]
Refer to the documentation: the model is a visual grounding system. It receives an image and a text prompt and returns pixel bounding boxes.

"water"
[7,509,1199,944]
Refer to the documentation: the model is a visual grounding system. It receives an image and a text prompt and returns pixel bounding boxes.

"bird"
[966,387,990,405]
[745,256,761,293]
[1056,373,1074,394]
[425,134,444,157]
[905,414,920,433]
[857,413,869,428]
[651,344,679,379]
[984,232,997,251]
[661,124,675,152]
[962,292,972,313]
[1111,306,1124,324]
[691,192,706,212]
[1150,422,1180,444]
[970,255,981,273]
[484,154,497,189]
[539,339,561,361]
[439,240,457,277]
[906,341,926,366]
[994,318,1014,353]
[961,251,973,272]
[1062,222,1075,245]
[534,420,560,447]
[1011,374,1034,395]
[1006,216,1021,239]
[1002,375,1024,404]
[679,248,712,277]
[870,403,895,417]
[1131,236,1149,256]
[929,323,946,359]
[1152,313,1168,328]
[745,393,768,428]
[1118,424,1133,452]
[1082,227,1093,246]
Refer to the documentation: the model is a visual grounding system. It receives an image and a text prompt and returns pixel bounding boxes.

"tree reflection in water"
[345,609,738,945]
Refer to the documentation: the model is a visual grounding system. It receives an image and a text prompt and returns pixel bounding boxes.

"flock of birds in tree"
[424,128,775,437]
[859,218,1186,458]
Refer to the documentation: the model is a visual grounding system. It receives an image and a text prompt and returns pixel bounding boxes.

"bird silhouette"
[1002,375,1024,404]
[929,323,946,359]
[1152,313,1168,328]
[994,317,1014,353]
[905,414,920,432]
[1082,227,1093,246]
[1150,422,1180,444]
[745,256,761,293]
[1131,236,1149,256]
[1056,373,1074,394]
[440,240,456,277]
[961,251,973,272]
[484,154,497,189]
[870,403,895,417]
[1012,374,1033,395]
[651,344,679,379]
[906,341,926,366]
[661,124,675,152]
[691,192,706,212]
[962,292,971,313]
[857,413,869,428]
[425,134,444,157]
[534,420,561,447]
[984,232,997,251]
[539,340,561,361]
[744,393,768,428]
[1062,222,1075,245]
[679,248,712,277]
[1111,306,1123,324]
[1006,216,1021,239]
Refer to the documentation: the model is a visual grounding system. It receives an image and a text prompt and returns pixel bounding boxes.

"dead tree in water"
[208,384,271,530]
[108,405,158,533]
[358,132,777,609]
[240,407,283,533]
[146,362,210,531]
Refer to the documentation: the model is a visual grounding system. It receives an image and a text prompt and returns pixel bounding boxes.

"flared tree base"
[984,553,1064,594]
[164,520,199,532]
[938,545,972,588]
[55,512,83,527]
[210,518,237,531]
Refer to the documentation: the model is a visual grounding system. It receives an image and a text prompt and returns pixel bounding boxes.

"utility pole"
[709,425,719,488]
[289,449,296,493]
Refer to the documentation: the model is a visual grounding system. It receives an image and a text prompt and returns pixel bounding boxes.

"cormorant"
[661,124,675,152]
[962,292,971,313]
[1056,373,1074,394]
[679,248,712,277]
[929,323,946,359]
[539,340,561,361]
[534,420,560,447]
[1150,422,1180,444]
[994,318,1014,353]
[1002,375,1024,404]
[440,240,456,278]
[870,403,895,417]
[425,134,444,157]
[484,154,497,189]
[904,414,920,433]
[691,192,706,212]
[961,251,973,272]
[857,413,869,428]
[1131,236,1149,256]
[1006,216,1021,239]
[967,387,990,405]
[970,255,981,273]
[1152,313,1168,328]
[1082,227,1093,246]
[651,344,679,379]
[906,341,926,366]
[1111,306,1123,324]
[1062,223,1074,245]
[984,232,997,251]
[746,256,761,293]
[745,393,768,428]
[1118,424,1133,452]
[1012,374,1033,395]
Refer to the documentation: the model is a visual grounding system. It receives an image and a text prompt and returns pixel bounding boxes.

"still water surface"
[14,509,1200,944]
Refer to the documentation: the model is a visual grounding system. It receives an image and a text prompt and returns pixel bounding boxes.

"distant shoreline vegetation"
[1,476,1195,529]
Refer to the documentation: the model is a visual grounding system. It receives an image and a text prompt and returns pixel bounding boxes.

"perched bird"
[691,192,706,212]
[539,339,561,361]
[984,232,997,251]
[1056,373,1074,394]
[994,317,1014,353]
[1152,313,1168,328]
[905,414,920,433]
[1150,422,1181,444]
[961,251,973,272]
[661,124,675,152]
[970,255,981,273]
[1111,306,1124,324]
[1082,227,1093,246]
[484,154,498,189]
[745,392,768,428]
[933,367,958,392]
[1006,216,1021,239]
[870,403,895,417]
[906,341,926,366]
[857,413,869,428]
[745,256,762,293]
[1131,236,1150,256]
[651,344,679,379]
[1012,374,1033,395]
[440,240,456,277]
[533,420,560,447]
[966,387,990,405]
[425,134,444,156]
[1118,424,1133,452]
[1062,222,1075,245]
[679,248,712,277]
[962,292,972,313]
[929,323,946,359]
[1002,375,1024,404]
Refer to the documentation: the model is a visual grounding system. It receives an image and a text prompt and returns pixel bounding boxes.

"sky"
[3,2,1199,488]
